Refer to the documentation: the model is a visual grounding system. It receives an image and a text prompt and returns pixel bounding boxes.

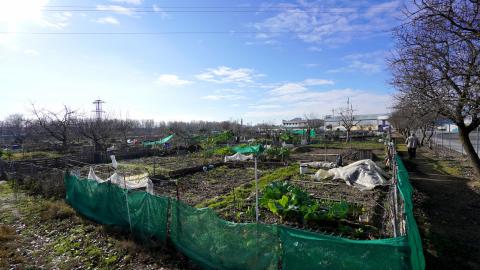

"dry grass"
[118,239,141,254]
[0,225,23,268]
[40,201,76,221]
[0,225,16,241]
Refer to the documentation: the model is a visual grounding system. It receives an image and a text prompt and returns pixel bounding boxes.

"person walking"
[405,133,420,159]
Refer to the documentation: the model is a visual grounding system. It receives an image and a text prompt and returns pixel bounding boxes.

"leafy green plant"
[260,181,355,223]
[265,147,290,161]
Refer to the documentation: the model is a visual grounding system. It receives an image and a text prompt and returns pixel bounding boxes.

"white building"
[324,114,390,131]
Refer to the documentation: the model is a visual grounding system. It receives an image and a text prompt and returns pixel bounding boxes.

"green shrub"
[265,147,290,161]
[213,146,234,156]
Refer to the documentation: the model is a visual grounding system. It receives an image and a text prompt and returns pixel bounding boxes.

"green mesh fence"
[65,175,168,242]
[279,227,410,270]
[64,154,424,270]
[170,200,279,270]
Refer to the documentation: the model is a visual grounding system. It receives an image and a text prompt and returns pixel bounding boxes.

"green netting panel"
[232,144,265,154]
[280,226,410,270]
[291,129,316,137]
[395,156,426,270]
[128,191,169,242]
[143,134,175,146]
[65,175,169,242]
[170,200,279,270]
[65,174,130,227]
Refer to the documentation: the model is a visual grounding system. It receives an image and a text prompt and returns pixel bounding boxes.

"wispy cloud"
[110,0,143,5]
[328,51,386,74]
[95,16,120,25]
[270,78,334,95]
[24,49,39,56]
[39,11,72,29]
[201,94,246,101]
[196,66,261,84]
[96,5,134,16]
[253,1,401,46]
[155,74,193,86]
[245,88,391,120]
[152,4,169,19]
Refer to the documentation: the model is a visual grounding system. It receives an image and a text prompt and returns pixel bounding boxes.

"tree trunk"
[458,126,480,179]
[420,127,427,146]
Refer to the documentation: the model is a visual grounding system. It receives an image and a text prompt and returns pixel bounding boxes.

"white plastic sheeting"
[87,167,154,194]
[300,161,337,169]
[224,152,254,162]
[313,159,388,191]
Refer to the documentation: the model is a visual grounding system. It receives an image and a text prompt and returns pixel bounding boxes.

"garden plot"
[196,163,392,240]
[79,154,223,179]
[154,165,274,207]
[290,147,374,163]
[77,151,392,240]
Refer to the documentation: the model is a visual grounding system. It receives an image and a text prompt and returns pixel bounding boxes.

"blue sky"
[0,0,404,124]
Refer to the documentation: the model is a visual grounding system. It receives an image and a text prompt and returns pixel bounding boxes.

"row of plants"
[260,181,363,224]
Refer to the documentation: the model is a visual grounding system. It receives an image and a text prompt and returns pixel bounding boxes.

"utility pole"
[92,99,105,120]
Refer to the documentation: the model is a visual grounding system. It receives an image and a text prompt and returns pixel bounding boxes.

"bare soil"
[154,165,272,206]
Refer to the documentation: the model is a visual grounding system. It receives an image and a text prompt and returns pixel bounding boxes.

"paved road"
[430,130,480,155]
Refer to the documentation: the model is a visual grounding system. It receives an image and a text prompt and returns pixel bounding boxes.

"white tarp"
[110,155,118,169]
[282,142,295,148]
[224,152,254,162]
[301,161,337,169]
[87,166,153,194]
[313,159,388,191]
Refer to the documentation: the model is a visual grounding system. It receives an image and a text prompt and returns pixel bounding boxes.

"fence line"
[63,151,424,270]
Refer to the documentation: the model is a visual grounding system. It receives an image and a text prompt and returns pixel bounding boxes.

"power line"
[36,4,406,14]
[38,8,400,14]
[0,29,394,35]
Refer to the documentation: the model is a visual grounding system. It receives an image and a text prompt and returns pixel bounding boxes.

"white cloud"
[253,1,401,46]
[96,5,134,16]
[302,78,334,86]
[245,88,391,120]
[23,49,39,56]
[201,94,245,101]
[214,88,245,94]
[110,0,143,5]
[196,66,259,84]
[152,4,169,19]
[155,74,192,86]
[95,16,120,25]
[269,78,334,96]
[328,51,385,74]
[270,83,307,95]
[38,11,72,29]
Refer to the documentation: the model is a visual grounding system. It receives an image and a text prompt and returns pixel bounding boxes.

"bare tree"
[4,114,26,144]
[390,0,480,176]
[115,119,135,145]
[32,105,77,152]
[338,103,360,142]
[77,118,117,152]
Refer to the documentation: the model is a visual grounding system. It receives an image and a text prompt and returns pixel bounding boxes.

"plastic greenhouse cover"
[232,144,265,154]
[142,134,175,146]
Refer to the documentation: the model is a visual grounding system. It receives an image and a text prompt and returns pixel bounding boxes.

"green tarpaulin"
[232,144,265,154]
[143,134,175,147]
[291,129,316,137]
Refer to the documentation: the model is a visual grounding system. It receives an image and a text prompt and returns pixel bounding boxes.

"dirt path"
[399,149,480,270]
[0,181,196,270]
